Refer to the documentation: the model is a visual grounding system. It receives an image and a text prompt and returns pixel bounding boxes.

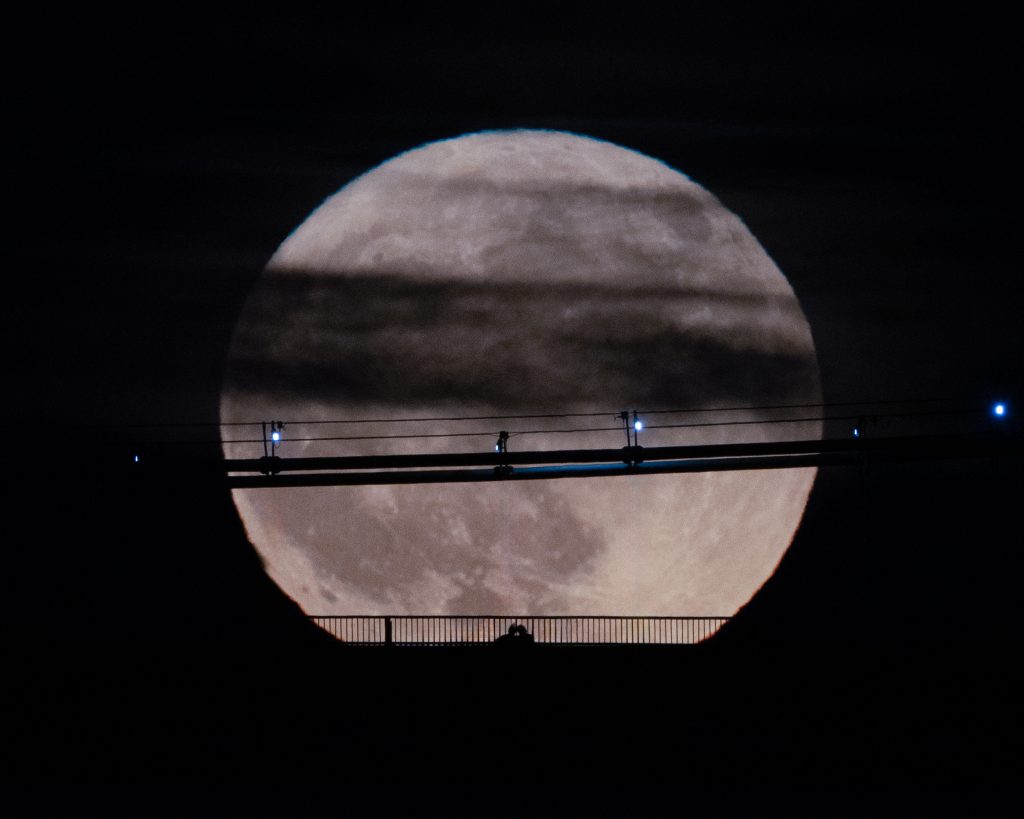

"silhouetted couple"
[495,623,535,646]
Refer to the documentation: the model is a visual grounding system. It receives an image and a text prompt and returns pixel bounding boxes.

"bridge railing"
[309,615,730,646]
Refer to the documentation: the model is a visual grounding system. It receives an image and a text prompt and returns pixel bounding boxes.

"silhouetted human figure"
[495,623,535,646]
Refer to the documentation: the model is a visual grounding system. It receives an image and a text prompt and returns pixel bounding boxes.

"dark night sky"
[4,3,1023,783]
[9,4,1022,426]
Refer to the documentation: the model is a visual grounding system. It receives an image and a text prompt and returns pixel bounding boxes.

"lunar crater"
[275,481,610,614]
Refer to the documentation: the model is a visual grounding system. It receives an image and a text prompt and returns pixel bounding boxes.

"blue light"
[133,454,140,463]
[271,430,281,442]
[993,402,1007,418]
[634,420,643,432]
[853,427,860,438]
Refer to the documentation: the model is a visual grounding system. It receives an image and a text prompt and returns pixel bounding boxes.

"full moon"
[221,130,821,625]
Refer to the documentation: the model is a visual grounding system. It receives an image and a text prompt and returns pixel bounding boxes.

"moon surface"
[221,130,821,627]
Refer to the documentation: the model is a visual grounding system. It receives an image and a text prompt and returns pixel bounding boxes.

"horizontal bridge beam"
[226,453,839,487]
[215,432,1020,488]
[225,433,1020,474]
